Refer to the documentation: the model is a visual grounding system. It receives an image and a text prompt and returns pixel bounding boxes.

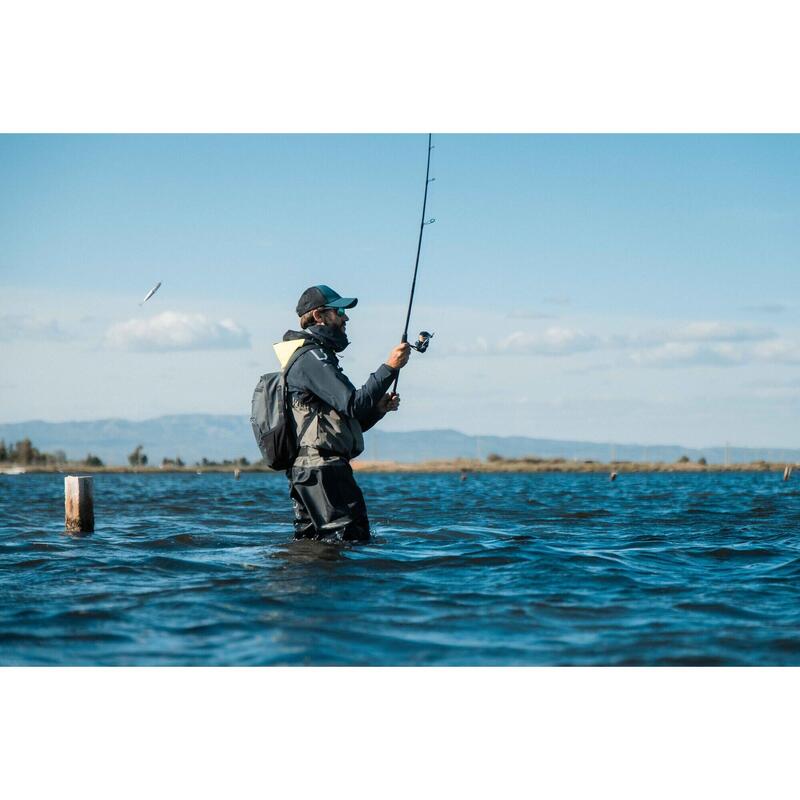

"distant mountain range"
[1,414,799,466]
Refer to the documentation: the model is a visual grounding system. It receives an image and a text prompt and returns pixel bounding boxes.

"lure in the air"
[139,281,162,306]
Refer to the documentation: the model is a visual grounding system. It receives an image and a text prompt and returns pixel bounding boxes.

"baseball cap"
[296,285,358,316]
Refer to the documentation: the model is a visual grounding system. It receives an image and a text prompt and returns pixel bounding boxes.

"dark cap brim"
[325,296,358,309]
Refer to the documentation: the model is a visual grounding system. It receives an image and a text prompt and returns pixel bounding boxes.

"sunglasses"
[322,307,347,317]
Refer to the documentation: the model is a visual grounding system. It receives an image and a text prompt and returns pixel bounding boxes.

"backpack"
[250,344,315,470]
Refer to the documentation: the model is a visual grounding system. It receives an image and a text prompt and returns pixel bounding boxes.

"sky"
[1,133,799,448]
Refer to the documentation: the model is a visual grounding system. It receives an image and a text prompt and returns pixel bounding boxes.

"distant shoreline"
[4,458,797,475]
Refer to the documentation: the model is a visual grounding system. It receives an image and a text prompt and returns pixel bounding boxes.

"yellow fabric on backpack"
[272,338,308,369]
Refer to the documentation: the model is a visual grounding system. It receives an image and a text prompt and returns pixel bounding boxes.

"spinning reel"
[410,330,434,353]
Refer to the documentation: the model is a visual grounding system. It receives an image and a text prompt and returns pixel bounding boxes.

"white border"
[2,1,800,132]
[2,667,798,799]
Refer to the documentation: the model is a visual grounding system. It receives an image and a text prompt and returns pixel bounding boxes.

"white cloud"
[617,321,775,348]
[751,385,800,400]
[105,311,251,352]
[491,321,770,359]
[440,326,600,357]
[629,338,800,368]
[670,321,774,343]
[439,318,798,368]
[629,342,746,368]
[618,321,784,368]
[751,340,800,364]
[497,327,600,356]
[0,314,64,341]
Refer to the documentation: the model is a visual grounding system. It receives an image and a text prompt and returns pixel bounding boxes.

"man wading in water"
[274,285,410,542]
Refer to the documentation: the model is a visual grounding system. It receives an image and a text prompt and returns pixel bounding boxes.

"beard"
[308,323,349,352]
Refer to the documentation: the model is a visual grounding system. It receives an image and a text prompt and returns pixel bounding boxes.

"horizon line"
[1,413,800,453]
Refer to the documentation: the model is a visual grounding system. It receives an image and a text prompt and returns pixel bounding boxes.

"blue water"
[2,471,800,665]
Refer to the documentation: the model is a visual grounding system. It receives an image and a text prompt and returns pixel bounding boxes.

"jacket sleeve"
[290,347,397,420]
[358,404,386,433]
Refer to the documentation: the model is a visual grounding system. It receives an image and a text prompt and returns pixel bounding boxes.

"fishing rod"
[392,133,436,394]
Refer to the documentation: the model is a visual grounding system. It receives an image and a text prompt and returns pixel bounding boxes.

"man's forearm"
[359,405,386,432]
[348,364,396,417]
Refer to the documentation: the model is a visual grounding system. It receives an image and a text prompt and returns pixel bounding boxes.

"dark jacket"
[275,327,397,465]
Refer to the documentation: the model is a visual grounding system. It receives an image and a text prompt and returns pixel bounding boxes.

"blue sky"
[2,134,799,447]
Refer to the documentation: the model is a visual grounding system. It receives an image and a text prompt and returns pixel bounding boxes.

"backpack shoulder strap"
[282,341,312,379]
[281,343,319,443]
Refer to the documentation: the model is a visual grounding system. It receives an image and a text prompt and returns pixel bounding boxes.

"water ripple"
[1,471,800,664]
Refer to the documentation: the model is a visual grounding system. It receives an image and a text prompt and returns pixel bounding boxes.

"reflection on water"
[270,539,350,563]
[1,471,800,665]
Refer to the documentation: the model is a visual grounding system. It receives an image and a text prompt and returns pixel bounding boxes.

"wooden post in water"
[65,475,94,533]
